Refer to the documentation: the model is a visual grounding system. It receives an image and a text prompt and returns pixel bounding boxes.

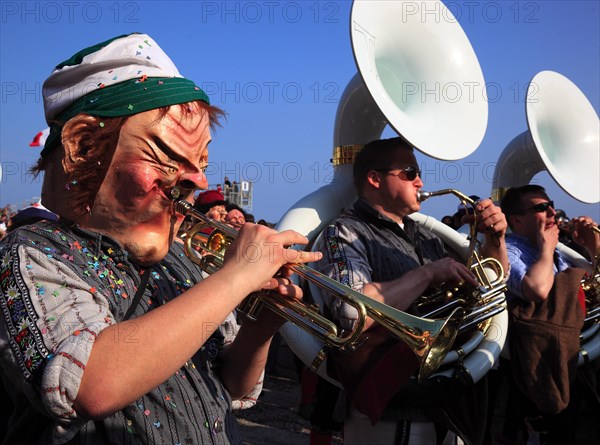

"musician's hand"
[223,223,322,293]
[461,198,508,238]
[262,269,300,296]
[537,217,559,255]
[466,199,507,238]
[247,276,304,331]
[423,257,479,288]
[571,216,600,257]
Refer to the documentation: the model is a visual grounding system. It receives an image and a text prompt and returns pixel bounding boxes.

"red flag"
[29,128,50,147]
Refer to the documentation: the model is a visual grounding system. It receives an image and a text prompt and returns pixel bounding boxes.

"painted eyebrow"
[199,140,212,166]
[153,136,186,164]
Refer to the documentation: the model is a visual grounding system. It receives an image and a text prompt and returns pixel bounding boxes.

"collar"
[506,232,537,248]
[68,223,132,264]
[353,198,415,234]
[507,232,565,258]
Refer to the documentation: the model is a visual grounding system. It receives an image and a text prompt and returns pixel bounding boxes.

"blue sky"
[1,0,598,223]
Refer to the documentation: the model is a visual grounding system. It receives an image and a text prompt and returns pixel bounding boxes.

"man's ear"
[509,214,520,231]
[366,170,381,189]
[61,114,100,174]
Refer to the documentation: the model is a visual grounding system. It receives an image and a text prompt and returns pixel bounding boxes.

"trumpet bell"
[182,214,230,274]
[418,307,463,382]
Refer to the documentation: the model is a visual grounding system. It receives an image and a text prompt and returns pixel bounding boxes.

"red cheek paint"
[113,164,161,207]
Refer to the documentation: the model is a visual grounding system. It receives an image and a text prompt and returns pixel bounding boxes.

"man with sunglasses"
[311,137,508,445]
[499,184,600,444]
[500,184,599,305]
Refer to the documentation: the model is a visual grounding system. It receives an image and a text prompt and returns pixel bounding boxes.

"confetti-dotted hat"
[41,32,209,158]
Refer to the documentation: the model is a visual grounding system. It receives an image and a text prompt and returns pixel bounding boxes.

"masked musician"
[499,184,600,445]
[312,137,508,444]
[0,33,321,444]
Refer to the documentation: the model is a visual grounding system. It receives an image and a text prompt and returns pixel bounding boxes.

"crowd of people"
[0,206,14,238]
[0,202,59,240]
[1,32,599,445]
[189,187,274,230]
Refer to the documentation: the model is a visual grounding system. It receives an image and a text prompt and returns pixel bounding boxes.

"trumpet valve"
[308,303,321,313]
[238,293,264,321]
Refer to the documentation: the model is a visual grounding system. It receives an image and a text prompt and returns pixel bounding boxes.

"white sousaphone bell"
[492,70,600,365]
[492,70,599,204]
[277,0,507,386]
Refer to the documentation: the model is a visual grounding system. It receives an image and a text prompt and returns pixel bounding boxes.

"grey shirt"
[312,198,447,333]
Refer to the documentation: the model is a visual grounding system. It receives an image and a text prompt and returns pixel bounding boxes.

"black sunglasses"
[516,200,555,214]
[375,166,422,181]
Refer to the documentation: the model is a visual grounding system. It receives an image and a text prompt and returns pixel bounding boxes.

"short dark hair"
[353,137,414,195]
[554,209,567,219]
[225,203,246,215]
[500,184,549,229]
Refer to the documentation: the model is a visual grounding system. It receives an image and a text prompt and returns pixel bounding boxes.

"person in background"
[0,33,321,444]
[441,215,454,227]
[257,219,275,229]
[453,195,481,232]
[195,189,228,222]
[499,184,600,445]
[0,207,16,239]
[225,204,247,230]
[6,202,59,233]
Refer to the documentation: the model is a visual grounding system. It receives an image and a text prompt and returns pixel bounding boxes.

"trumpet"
[557,216,600,324]
[417,189,507,333]
[557,216,600,237]
[172,191,463,382]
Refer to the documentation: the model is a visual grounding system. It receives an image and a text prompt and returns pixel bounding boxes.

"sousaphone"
[492,70,600,365]
[277,0,506,385]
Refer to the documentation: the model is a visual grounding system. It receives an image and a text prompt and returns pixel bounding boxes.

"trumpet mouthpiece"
[417,191,432,202]
[173,199,193,216]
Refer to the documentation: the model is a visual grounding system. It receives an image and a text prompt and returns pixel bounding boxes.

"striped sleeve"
[0,244,115,425]
[312,222,372,332]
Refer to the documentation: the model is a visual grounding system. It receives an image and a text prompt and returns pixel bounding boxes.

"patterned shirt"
[312,198,447,332]
[505,233,572,301]
[0,221,260,444]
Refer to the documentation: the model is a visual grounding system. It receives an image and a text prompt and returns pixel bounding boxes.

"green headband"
[42,77,209,158]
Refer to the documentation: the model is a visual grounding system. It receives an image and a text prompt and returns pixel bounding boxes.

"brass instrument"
[557,216,600,238]
[557,216,600,324]
[417,189,508,333]
[492,71,600,364]
[172,194,463,382]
